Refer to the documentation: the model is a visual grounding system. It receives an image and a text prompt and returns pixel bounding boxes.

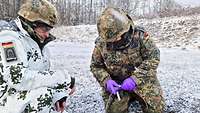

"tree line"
[0,0,199,25]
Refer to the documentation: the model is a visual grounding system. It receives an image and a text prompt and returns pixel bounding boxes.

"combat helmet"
[97,7,134,42]
[18,0,58,28]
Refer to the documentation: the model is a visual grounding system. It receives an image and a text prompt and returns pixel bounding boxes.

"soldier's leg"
[102,90,130,113]
[142,85,165,113]
[128,93,145,113]
[145,95,165,113]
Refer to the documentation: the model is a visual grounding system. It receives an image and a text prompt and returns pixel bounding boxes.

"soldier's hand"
[106,79,121,94]
[68,77,76,95]
[55,100,68,112]
[52,92,68,112]
[55,101,61,112]
[69,86,76,95]
[121,77,136,92]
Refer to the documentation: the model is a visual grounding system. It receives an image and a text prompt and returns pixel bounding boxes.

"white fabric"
[0,18,71,113]
[52,92,69,105]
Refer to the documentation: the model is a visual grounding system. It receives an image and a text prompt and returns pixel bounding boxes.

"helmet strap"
[106,26,133,50]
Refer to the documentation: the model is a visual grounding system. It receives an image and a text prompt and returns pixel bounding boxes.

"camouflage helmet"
[97,7,134,42]
[18,0,58,27]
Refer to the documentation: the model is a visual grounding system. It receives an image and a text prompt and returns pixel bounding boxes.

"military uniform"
[90,7,165,113]
[0,0,72,113]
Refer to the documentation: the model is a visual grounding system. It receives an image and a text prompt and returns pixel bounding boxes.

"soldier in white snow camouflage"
[0,0,75,113]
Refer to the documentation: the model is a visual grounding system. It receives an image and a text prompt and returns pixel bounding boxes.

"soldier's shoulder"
[0,30,22,59]
[0,31,25,64]
[0,20,9,26]
[0,20,15,31]
[0,29,20,42]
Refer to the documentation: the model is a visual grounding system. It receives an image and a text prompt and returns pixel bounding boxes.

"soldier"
[90,7,165,113]
[0,0,75,113]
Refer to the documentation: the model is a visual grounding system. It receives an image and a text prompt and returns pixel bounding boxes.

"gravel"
[48,40,200,113]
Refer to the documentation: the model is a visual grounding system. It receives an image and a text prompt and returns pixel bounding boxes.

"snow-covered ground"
[47,40,200,113]
[49,15,200,113]
[158,48,200,113]
[48,41,105,113]
[52,14,200,49]
[1,14,200,113]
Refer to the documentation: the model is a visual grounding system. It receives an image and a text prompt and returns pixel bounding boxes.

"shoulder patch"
[1,42,17,62]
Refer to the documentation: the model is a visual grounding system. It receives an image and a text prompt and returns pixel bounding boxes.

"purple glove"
[121,77,136,92]
[106,79,121,94]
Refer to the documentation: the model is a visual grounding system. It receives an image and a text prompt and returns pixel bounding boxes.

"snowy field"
[47,40,200,113]
[49,15,200,113]
[1,14,200,113]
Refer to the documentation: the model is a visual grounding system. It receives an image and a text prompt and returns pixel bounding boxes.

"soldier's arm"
[131,32,160,84]
[90,44,110,88]
[0,31,71,94]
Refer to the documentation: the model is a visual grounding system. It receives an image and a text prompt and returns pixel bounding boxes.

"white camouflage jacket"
[0,18,71,113]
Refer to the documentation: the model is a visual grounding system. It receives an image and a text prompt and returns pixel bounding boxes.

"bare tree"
[0,0,198,25]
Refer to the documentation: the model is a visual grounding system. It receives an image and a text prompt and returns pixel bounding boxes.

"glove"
[121,77,136,92]
[106,79,121,94]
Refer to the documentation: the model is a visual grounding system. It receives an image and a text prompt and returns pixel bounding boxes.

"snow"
[1,14,200,112]
[49,14,200,112]
[47,41,105,113]
[52,14,200,49]
[158,48,200,113]
[136,14,200,49]
[175,0,200,7]
[46,40,200,113]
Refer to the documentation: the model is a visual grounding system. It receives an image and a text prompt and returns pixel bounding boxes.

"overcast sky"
[175,0,200,7]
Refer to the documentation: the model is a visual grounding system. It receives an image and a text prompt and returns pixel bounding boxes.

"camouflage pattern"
[97,7,134,42]
[18,0,58,27]
[90,25,165,113]
[0,18,71,113]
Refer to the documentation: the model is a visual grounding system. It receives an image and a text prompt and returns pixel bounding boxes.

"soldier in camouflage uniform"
[90,7,165,113]
[0,0,75,113]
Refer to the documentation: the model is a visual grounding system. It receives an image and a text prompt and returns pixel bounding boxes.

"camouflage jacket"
[90,26,160,95]
[0,18,71,113]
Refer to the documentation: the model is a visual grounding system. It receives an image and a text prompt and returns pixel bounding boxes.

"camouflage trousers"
[102,88,165,113]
